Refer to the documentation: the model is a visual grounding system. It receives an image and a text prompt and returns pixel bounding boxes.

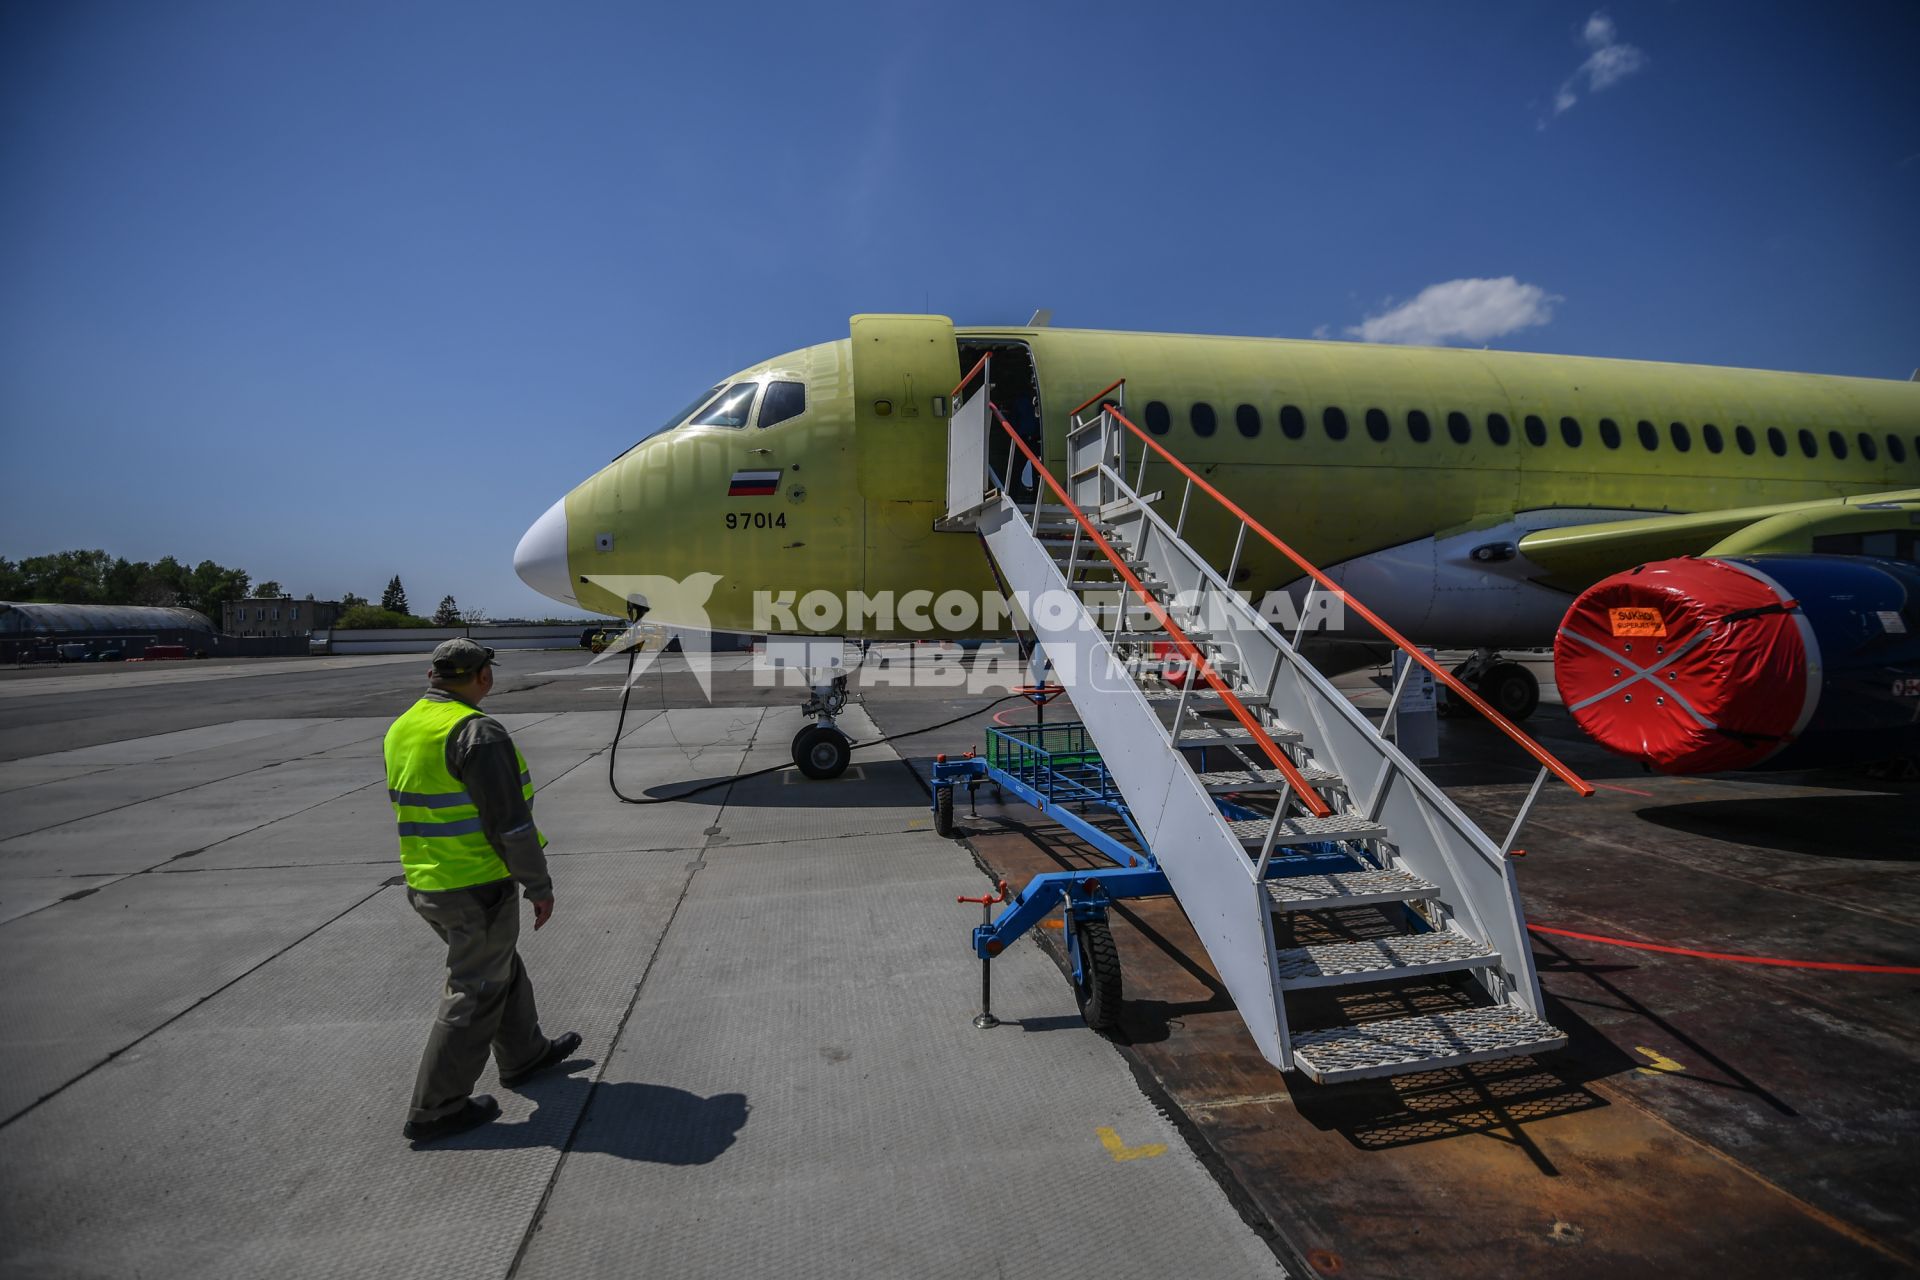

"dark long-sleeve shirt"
[424,689,553,900]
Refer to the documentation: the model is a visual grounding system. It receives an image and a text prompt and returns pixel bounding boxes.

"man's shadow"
[449,1060,749,1165]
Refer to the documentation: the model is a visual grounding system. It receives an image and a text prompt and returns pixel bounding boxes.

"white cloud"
[1345,277,1561,346]
[1547,10,1647,123]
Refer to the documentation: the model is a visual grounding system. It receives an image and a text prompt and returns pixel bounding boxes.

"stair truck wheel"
[1482,661,1540,722]
[1072,917,1124,1033]
[793,725,852,780]
[934,785,955,837]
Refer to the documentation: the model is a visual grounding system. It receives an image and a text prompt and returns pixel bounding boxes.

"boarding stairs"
[940,364,1594,1083]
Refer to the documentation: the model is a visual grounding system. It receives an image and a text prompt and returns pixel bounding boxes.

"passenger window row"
[1139,400,1913,464]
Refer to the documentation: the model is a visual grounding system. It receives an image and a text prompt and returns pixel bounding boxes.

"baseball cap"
[431,637,497,677]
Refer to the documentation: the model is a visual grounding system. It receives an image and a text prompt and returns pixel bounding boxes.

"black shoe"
[499,1031,582,1087]
[403,1094,501,1143]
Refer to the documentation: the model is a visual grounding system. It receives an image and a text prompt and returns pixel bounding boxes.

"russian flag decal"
[727,469,782,497]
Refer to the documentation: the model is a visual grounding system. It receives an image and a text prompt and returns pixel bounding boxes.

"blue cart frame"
[931,721,1179,994]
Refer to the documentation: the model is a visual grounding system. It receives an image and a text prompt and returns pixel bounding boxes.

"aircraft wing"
[1517,488,1920,588]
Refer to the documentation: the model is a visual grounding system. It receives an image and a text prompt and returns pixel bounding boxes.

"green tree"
[15,550,114,602]
[340,591,368,610]
[0,557,22,599]
[432,595,461,626]
[255,580,284,598]
[176,560,250,624]
[381,575,410,614]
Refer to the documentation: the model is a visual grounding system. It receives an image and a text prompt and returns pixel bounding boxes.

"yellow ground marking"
[1096,1126,1167,1161]
[1636,1046,1686,1075]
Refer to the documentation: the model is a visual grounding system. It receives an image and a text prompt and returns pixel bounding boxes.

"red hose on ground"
[1528,924,1920,975]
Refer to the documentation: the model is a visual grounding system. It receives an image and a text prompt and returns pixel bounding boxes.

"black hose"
[606,641,1027,804]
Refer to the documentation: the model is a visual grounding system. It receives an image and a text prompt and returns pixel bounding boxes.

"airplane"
[514,314,1920,777]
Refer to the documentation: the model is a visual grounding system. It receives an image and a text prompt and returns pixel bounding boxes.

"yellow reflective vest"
[384,697,544,892]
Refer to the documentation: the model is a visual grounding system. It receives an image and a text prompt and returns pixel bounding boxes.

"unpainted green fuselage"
[556,317,1920,636]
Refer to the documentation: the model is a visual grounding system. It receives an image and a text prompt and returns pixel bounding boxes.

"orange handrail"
[1103,405,1595,798]
[953,353,991,402]
[989,405,1333,817]
[1068,377,1128,420]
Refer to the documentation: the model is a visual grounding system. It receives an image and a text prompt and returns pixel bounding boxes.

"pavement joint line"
[504,707,768,1279]
[0,878,395,1132]
[0,719,384,845]
[0,759,389,932]
[0,771,392,930]
[0,763,119,796]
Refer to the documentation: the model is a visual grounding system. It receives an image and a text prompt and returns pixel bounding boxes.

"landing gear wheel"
[1071,917,1123,1033]
[1481,662,1540,722]
[792,725,851,780]
[934,786,955,837]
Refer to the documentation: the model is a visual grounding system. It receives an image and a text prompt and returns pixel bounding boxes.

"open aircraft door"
[850,314,997,635]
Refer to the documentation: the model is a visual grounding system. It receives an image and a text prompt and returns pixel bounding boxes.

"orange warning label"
[1609,607,1667,637]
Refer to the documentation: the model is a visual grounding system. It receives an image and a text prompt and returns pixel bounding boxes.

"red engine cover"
[1554,557,1813,773]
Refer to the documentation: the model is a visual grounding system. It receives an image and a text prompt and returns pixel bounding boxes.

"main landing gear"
[1440,648,1541,722]
[792,675,853,779]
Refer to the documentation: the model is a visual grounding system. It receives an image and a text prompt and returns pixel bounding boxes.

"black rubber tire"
[1481,662,1540,722]
[1437,660,1473,718]
[792,725,851,780]
[1072,917,1123,1033]
[933,786,955,838]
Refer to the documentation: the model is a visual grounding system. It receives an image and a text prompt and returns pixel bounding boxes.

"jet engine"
[1554,555,1920,773]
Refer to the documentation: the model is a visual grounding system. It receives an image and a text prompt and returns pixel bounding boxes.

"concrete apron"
[0,707,1282,1279]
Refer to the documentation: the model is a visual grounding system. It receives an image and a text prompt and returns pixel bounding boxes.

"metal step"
[1290,1006,1568,1084]
[1263,865,1436,910]
[1141,686,1271,709]
[1227,813,1387,847]
[1174,720,1300,747]
[1195,763,1340,793]
[1272,931,1496,988]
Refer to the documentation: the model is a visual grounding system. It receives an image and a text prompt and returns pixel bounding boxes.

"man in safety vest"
[387,638,581,1143]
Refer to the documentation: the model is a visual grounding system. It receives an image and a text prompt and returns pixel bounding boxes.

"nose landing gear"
[1439,649,1541,722]
[792,675,853,779]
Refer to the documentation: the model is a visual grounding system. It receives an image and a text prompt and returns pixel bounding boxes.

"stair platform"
[1263,865,1436,910]
[1273,932,1496,988]
[1289,1005,1568,1083]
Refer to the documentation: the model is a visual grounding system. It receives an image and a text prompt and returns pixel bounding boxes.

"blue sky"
[3,1,1915,618]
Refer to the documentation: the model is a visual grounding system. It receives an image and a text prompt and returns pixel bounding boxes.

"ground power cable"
[605,640,1027,805]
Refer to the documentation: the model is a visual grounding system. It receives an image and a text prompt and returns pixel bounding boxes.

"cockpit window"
[689,382,759,429]
[759,380,806,429]
[613,383,726,459]
[663,385,723,433]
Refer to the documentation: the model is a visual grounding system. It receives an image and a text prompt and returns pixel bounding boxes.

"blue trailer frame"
[933,719,1372,998]
[930,721,1172,990]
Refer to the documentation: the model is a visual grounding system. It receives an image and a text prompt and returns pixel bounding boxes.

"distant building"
[0,602,215,662]
[223,597,343,639]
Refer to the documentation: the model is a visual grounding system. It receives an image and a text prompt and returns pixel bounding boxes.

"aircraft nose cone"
[514,498,577,607]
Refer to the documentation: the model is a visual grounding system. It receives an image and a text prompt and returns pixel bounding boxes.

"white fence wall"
[323,624,585,655]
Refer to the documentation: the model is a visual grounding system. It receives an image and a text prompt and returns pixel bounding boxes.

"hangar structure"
[0,601,215,662]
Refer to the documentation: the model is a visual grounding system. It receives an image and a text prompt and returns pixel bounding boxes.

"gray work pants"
[407,878,548,1123]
